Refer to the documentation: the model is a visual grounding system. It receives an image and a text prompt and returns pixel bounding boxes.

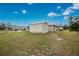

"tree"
[0,23,6,30]
[63,24,69,30]
[6,23,13,30]
[68,16,79,31]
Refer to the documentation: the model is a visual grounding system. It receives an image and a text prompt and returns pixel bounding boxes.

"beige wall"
[42,23,48,33]
[48,25,56,32]
[29,24,42,33]
[29,23,48,33]
[29,22,58,33]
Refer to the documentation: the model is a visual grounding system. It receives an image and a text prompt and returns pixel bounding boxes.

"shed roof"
[30,22,48,25]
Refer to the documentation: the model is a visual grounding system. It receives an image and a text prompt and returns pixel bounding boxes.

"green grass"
[0,31,79,56]
[57,30,79,55]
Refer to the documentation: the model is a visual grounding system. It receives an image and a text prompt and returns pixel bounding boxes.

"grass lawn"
[0,30,79,56]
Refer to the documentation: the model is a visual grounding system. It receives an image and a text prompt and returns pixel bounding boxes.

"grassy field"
[0,30,79,56]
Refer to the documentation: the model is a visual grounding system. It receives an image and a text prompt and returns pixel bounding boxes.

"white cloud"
[71,3,79,9]
[62,9,73,15]
[47,12,58,17]
[62,3,79,16]
[13,11,18,14]
[13,9,28,15]
[57,6,61,9]
[22,9,27,14]
[47,12,61,17]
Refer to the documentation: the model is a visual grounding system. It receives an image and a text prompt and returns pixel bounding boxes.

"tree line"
[0,23,13,30]
[0,16,79,31]
[0,23,26,31]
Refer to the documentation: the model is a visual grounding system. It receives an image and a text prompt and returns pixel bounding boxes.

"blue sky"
[0,3,79,26]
